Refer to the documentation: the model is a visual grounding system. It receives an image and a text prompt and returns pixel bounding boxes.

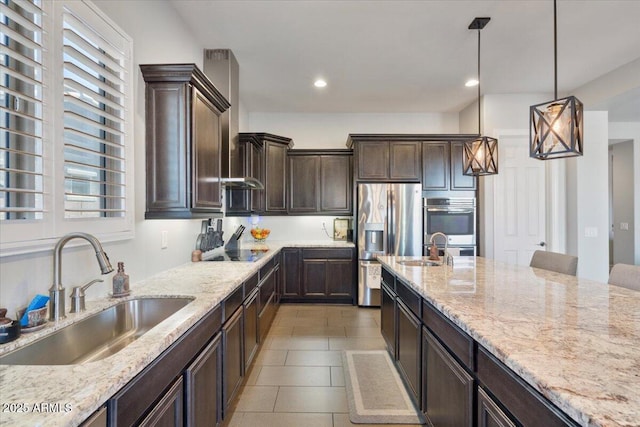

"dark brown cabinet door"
[192,87,222,209]
[184,333,222,427]
[144,81,188,213]
[422,142,450,191]
[289,155,319,212]
[397,301,421,403]
[250,141,264,212]
[281,248,302,297]
[326,259,353,297]
[450,142,477,191]
[141,64,229,219]
[320,154,352,213]
[380,282,396,358]
[477,387,516,427]
[423,327,473,427]
[139,378,184,427]
[389,142,421,181]
[265,141,288,212]
[357,141,389,180]
[229,133,291,215]
[243,289,259,369]
[288,151,352,215]
[302,259,327,296]
[222,307,243,414]
[258,268,278,341]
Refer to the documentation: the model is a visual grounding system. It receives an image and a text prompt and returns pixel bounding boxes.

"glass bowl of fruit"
[250,227,270,242]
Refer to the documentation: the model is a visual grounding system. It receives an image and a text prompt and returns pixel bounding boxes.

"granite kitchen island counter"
[0,240,353,427]
[377,255,640,427]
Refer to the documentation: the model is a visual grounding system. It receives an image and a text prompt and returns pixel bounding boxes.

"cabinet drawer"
[381,267,395,290]
[477,347,578,427]
[245,272,259,295]
[422,301,473,369]
[259,268,276,310]
[395,278,421,318]
[260,257,276,278]
[223,285,244,322]
[302,248,353,259]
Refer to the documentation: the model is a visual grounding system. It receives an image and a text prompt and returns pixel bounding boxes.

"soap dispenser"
[112,262,130,297]
[428,243,441,261]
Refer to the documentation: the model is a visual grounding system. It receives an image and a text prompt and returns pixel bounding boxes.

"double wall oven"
[424,197,476,256]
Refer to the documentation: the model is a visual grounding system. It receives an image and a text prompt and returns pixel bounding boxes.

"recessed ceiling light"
[465,79,479,87]
[314,79,327,88]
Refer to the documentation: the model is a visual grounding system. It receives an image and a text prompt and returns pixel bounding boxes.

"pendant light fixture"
[463,17,498,176]
[530,0,583,159]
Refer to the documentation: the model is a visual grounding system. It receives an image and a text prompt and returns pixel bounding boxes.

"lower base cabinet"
[139,378,184,427]
[244,289,259,368]
[184,333,222,427]
[422,327,473,427]
[223,307,244,415]
[477,387,516,427]
[281,247,355,303]
[380,283,396,357]
[396,301,421,403]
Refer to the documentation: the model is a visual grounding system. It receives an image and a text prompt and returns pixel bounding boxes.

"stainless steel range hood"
[220,177,264,189]
[203,49,263,190]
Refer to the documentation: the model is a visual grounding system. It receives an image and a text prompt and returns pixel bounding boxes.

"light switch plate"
[161,230,168,248]
[620,222,629,231]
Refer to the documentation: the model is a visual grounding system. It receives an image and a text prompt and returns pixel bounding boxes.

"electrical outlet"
[161,230,168,249]
[620,222,629,231]
[584,227,598,238]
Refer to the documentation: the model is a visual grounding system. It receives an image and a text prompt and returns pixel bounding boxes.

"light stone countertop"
[0,240,354,427]
[377,255,640,427]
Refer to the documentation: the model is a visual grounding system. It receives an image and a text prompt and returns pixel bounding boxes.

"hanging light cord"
[477,26,481,135]
[554,0,558,99]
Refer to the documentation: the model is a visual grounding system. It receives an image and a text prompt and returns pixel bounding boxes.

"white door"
[494,134,546,266]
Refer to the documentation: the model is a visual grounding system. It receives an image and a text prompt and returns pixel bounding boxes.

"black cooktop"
[203,249,268,262]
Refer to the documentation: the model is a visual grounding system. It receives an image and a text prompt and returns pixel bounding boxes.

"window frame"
[0,0,134,257]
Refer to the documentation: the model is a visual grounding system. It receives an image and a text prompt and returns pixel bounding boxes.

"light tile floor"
[224,304,424,427]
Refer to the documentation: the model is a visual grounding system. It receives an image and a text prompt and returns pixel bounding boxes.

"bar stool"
[529,250,578,276]
[608,263,640,291]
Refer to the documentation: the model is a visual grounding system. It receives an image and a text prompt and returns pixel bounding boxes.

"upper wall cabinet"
[288,150,353,215]
[422,141,476,192]
[346,136,421,182]
[226,133,293,216]
[141,64,230,219]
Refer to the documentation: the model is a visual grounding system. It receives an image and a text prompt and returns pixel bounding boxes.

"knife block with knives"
[225,225,245,251]
[195,219,224,253]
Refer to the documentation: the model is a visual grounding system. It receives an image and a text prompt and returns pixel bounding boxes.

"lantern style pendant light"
[463,17,498,176]
[530,0,583,159]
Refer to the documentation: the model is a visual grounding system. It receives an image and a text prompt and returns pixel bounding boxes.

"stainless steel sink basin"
[397,260,442,267]
[0,297,193,366]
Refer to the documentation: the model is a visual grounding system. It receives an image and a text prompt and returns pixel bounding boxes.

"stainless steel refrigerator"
[357,183,422,306]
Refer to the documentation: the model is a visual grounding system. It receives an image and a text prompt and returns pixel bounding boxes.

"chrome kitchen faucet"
[49,232,114,321]
[429,232,453,266]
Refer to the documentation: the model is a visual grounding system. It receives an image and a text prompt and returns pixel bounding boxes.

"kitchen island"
[377,255,639,427]
[0,241,353,427]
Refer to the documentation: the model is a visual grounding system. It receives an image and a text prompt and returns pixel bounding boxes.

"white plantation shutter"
[0,0,133,255]
[0,0,45,220]
[61,3,127,218]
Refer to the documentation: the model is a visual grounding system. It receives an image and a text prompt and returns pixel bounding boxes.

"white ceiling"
[172,0,640,118]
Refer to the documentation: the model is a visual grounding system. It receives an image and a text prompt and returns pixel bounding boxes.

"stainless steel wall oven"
[424,198,476,249]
